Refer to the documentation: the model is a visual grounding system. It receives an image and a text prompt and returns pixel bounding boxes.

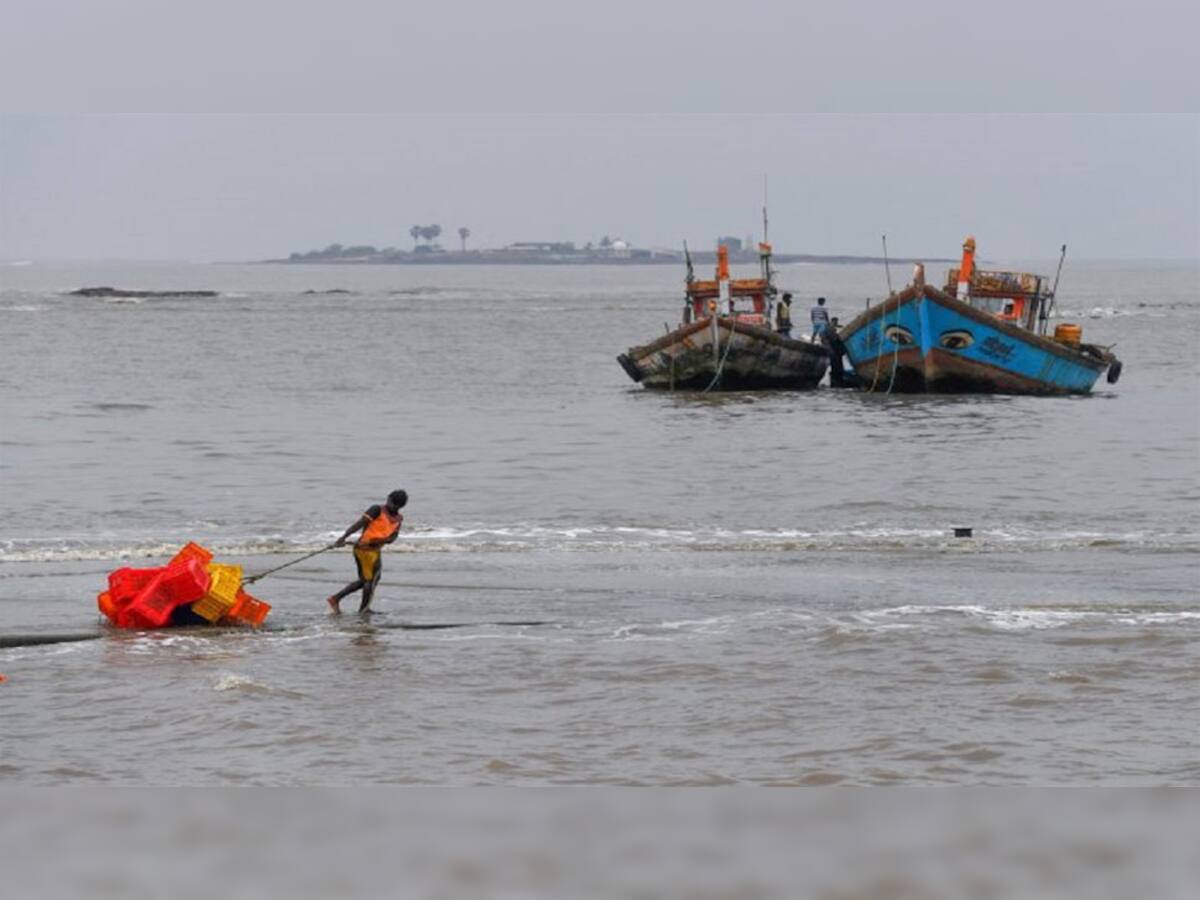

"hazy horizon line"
[4,255,1197,266]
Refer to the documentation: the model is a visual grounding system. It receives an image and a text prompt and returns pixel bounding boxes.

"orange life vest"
[361,507,401,544]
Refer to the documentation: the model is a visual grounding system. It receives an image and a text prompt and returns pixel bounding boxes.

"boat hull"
[840,284,1110,395]
[618,317,829,390]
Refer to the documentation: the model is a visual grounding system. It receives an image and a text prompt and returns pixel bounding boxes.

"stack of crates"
[191,563,244,622]
[97,542,275,629]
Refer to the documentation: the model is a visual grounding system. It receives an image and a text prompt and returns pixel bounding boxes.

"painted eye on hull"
[883,324,915,345]
[939,329,975,350]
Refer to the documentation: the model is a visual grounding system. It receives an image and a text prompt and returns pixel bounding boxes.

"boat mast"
[684,240,695,323]
[1026,276,1043,331]
[761,176,773,290]
[1040,244,1067,335]
[882,234,894,296]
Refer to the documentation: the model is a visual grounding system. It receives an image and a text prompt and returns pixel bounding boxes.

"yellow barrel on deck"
[1054,323,1082,346]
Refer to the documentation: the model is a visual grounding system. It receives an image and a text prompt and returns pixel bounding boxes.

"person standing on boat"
[823,317,850,387]
[811,297,831,339]
[776,293,793,336]
[327,489,407,614]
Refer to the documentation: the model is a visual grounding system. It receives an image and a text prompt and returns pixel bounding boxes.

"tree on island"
[458,226,470,252]
[599,235,612,248]
[407,224,444,254]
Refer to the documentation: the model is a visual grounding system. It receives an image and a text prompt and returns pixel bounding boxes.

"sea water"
[1,259,1196,785]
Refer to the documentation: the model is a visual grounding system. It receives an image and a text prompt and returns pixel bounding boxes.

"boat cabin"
[945,236,1047,332]
[684,244,775,328]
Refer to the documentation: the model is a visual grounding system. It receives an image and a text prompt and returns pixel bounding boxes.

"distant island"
[268,229,943,267]
[69,286,218,298]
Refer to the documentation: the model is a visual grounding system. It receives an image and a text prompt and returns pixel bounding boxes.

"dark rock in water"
[301,289,353,295]
[69,286,218,299]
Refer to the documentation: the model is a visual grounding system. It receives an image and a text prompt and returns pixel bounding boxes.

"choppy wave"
[0,536,319,565]
[402,524,1200,554]
[595,604,1200,647]
[1,522,1197,564]
[850,604,1200,632]
[1055,305,1171,319]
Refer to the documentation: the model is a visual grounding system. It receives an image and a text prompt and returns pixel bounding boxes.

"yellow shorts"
[353,545,381,582]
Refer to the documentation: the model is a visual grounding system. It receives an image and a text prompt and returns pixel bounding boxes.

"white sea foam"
[2,524,1198,564]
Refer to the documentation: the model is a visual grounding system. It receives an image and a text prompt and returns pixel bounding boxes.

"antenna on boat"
[1042,243,1067,332]
[683,240,694,285]
[882,234,894,295]
[760,174,774,291]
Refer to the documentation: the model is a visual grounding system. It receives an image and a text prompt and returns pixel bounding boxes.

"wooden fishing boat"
[617,243,828,390]
[839,237,1122,395]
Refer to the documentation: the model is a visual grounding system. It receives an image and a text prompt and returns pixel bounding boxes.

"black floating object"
[953,527,973,538]
[0,631,103,649]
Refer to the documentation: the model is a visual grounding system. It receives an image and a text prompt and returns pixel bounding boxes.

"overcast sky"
[2,113,1196,261]
[1,1,1197,261]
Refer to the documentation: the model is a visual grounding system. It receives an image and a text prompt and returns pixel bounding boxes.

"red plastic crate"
[107,567,163,604]
[114,558,210,630]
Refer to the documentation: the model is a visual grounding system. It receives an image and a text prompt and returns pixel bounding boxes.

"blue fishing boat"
[840,238,1122,395]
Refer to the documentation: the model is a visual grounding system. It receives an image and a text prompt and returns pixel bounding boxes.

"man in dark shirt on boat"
[823,317,854,388]
[811,297,831,339]
[327,489,406,614]
[776,293,793,336]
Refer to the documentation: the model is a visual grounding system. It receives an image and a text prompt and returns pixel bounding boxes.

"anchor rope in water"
[703,316,738,393]
[885,297,902,396]
[868,297,889,393]
[667,322,676,392]
[866,291,903,395]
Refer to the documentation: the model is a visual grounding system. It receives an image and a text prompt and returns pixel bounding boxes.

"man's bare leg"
[327,579,364,615]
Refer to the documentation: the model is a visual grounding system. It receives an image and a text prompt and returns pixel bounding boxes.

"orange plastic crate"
[97,590,117,622]
[169,542,214,568]
[222,589,271,627]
